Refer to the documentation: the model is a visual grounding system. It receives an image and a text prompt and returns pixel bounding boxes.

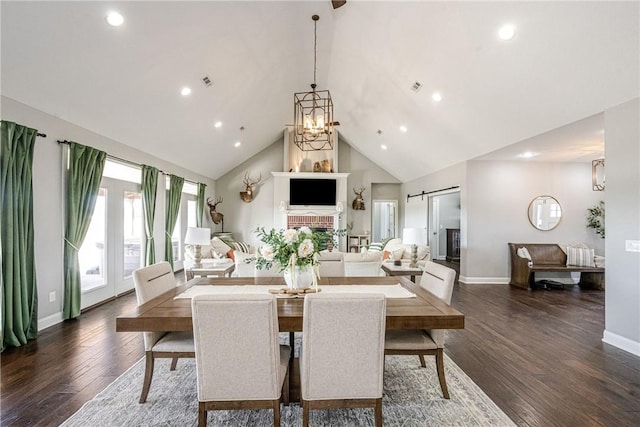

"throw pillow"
[211,237,233,255]
[368,242,383,252]
[233,241,251,253]
[383,250,391,260]
[391,248,404,261]
[516,247,532,260]
[226,249,235,262]
[566,247,595,267]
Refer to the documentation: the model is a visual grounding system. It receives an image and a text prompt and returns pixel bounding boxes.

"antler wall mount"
[206,196,224,225]
[352,187,366,210]
[239,171,263,203]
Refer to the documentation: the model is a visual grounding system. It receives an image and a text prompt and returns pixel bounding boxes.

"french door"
[78,177,143,309]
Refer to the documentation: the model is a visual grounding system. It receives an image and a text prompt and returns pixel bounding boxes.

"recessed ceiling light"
[381,144,388,150]
[399,126,408,133]
[498,24,516,41]
[517,151,538,158]
[106,12,124,27]
[214,121,223,128]
[432,92,442,102]
[234,141,241,148]
[180,87,191,96]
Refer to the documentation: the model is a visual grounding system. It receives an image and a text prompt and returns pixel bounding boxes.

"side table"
[381,262,423,283]
[185,263,235,281]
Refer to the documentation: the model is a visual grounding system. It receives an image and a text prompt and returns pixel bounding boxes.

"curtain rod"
[407,186,460,202]
[37,132,47,138]
[56,139,187,180]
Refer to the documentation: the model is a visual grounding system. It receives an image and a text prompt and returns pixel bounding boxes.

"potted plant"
[253,226,343,289]
[586,201,605,238]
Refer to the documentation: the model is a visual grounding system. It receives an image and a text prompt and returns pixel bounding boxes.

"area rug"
[61,354,514,426]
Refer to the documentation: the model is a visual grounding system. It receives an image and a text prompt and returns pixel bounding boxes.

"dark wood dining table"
[116,276,464,333]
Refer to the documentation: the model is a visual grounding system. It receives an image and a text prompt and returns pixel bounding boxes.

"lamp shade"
[184,227,210,246]
[402,228,425,245]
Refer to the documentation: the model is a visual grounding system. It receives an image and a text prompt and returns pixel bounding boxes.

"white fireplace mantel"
[271,172,350,179]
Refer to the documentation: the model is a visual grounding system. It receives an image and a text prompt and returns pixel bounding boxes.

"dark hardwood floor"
[2,268,639,426]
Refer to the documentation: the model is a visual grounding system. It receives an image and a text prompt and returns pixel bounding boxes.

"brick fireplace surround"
[287,215,334,230]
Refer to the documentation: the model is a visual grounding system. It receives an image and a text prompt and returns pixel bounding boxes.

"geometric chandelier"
[293,14,335,151]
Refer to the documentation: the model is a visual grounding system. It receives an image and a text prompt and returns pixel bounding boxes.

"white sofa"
[377,238,431,268]
[343,251,385,276]
[185,236,256,277]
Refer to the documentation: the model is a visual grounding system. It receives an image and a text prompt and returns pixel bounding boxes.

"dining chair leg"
[198,402,207,427]
[282,368,290,406]
[139,351,155,403]
[435,348,450,399]
[418,354,427,368]
[170,356,179,371]
[302,400,310,427]
[272,400,280,427]
[374,398,383,427]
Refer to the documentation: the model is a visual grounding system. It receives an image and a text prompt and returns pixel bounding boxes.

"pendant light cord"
[313,17,317,87]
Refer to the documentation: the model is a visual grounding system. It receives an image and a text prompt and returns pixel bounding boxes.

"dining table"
[115,275,465,334]
[116,275,464,402]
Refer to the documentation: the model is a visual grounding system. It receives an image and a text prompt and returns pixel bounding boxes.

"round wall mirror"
[528,196,562,231]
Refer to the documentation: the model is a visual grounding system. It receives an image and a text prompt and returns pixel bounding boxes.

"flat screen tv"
[289,178,336,206]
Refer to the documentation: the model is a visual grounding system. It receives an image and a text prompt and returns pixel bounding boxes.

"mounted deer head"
[206,196,224,224]
[352,187,366,210]
[239,171,262,203]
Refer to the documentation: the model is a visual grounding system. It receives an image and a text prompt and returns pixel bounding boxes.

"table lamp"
[402,228,425,268]
[184,227,211,268]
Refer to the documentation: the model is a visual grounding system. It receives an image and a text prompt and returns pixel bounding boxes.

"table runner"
[174,284,416,299]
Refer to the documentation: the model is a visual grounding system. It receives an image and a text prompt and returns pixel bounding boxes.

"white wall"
[1,96,216,329]
[603,98,640,356]
[212,139,283,248]
[339,141,401,235]
[212,137,401,248]
[465,160,605,283]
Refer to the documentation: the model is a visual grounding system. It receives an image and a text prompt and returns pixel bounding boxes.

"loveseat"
[184,236,255,277]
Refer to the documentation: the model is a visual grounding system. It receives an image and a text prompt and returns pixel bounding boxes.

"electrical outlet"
[625,240,640,252]
[49,291,56,303]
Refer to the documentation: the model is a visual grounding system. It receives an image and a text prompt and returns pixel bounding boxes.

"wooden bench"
[508,243,605,290]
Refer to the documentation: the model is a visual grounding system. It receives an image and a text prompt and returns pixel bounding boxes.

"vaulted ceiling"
[2,1,638,182]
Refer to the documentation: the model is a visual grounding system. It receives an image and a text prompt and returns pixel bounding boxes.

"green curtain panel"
[196,182,206,227]
[164,175,184,269]
[1,121,39,352]
[63,142,106,319]
[141,165,158,266]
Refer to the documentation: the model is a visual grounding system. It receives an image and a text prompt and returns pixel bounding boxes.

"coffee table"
[185,262,235,280]
[381,262,423,282]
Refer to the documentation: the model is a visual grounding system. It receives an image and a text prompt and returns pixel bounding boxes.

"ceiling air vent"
[201,76,213,87]
[411,81,423,92]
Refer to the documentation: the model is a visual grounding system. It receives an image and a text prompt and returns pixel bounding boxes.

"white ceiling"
[2,1,638,182]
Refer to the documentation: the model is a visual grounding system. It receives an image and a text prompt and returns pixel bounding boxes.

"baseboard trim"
[458,275,510,284]
[602,330,640,357]
[38,311,64,331]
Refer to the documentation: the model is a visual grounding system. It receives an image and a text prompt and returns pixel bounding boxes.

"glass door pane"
[123,191,142,278]
[79,188,107,292]
[172,206,181,262]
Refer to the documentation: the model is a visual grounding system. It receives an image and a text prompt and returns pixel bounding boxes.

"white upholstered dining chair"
[132,261,195,403]
[384,260,456,399]
[301,293,387,426]
[191,294,291,427]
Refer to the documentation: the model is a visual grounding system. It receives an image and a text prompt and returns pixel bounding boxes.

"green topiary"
[586,201,605,238]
